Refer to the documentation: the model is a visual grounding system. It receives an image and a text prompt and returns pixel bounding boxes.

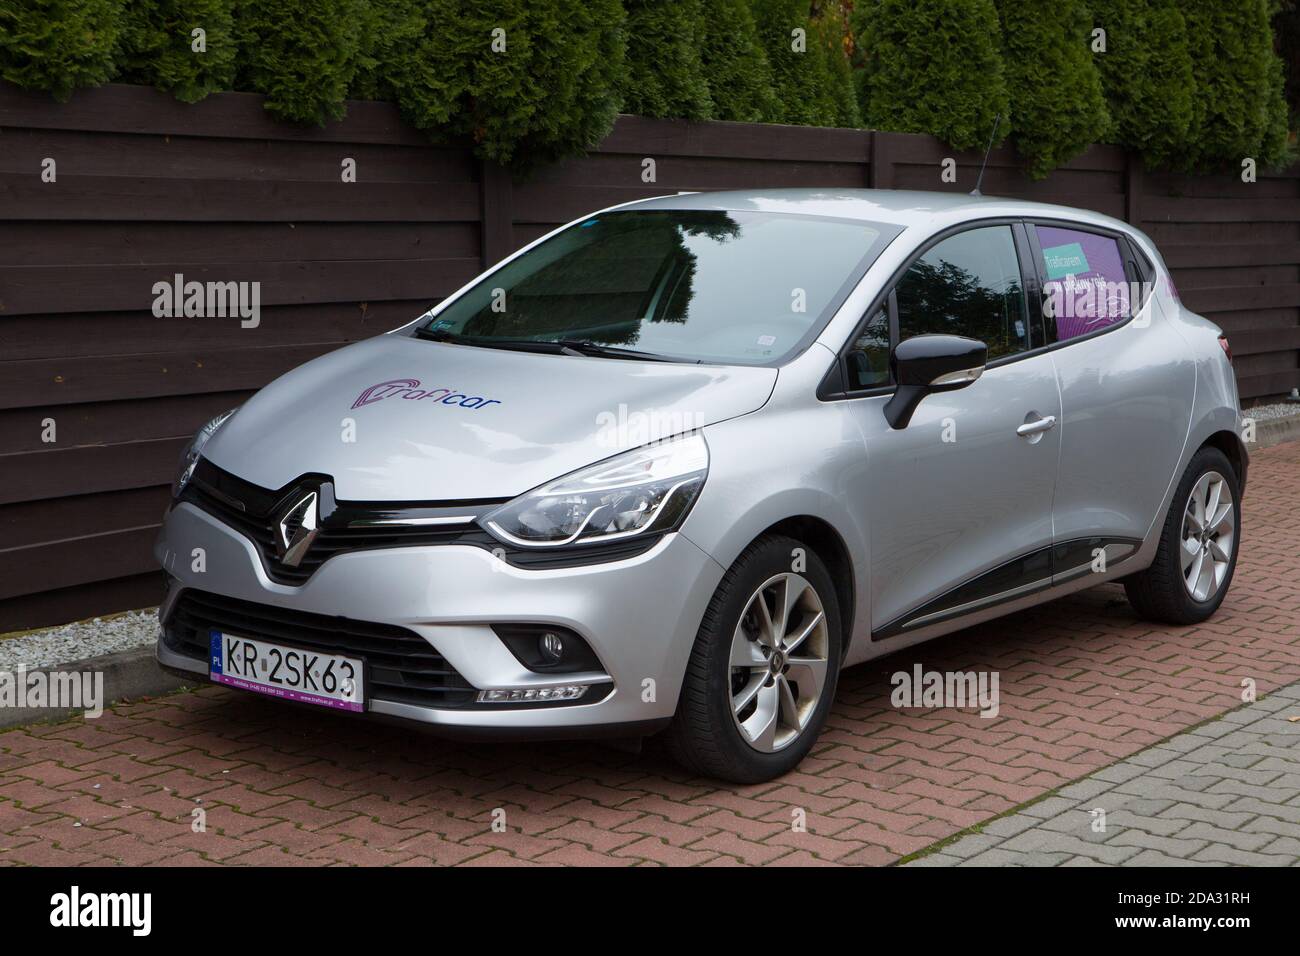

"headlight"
[172,408,237,497]
[481,433,709,548]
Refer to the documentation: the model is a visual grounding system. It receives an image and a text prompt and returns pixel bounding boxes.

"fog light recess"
[492,624,603,674]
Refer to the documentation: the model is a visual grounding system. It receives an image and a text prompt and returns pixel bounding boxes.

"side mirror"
[883,334,987,430]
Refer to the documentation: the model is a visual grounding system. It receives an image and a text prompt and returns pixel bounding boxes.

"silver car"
[156,190,1245,783]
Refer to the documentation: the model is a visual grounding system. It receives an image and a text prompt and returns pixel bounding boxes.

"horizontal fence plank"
[1143,221,1300,245]
[5,221,479,268]
[1144,195,1300,223]
[890,164,1124,199]
[0,174,482,222]
[0,524,160,601]
[0,127,477,183]
[0,485,169,551]
[596,115,873,163]
[0,257,475,316]
[1229,326,1300,356]
[1142,171,1300,196]
[0,343,342,409]
[1172,265,1298,291]
[1182,283,1300,313]
[876,130,1126,173]
[0,391,252,453]
[1160,242,1300,269]
[526,154,868,190]
[0,301,420,361]
[0,439,184,505]
[0,82,428,145]
[0,572,162,633]
[1235,367,1300,399]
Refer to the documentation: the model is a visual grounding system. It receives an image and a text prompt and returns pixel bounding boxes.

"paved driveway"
[2,441,1298,866]
[907,679,1300,866]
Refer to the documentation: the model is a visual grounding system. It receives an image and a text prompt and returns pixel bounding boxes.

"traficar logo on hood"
[351,378,502,411]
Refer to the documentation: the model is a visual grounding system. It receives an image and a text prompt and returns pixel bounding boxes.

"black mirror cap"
[891,334,988,389]
[884,334,988,430]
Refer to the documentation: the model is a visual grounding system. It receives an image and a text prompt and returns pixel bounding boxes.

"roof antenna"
[970,113,1001,197]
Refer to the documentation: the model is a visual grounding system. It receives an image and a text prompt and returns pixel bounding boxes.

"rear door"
[837,222,1064,638]
[1025,221,1194,575]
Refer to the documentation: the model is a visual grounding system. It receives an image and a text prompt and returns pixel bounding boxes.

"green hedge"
[1090,0,1195,170]
[0,0,124,101]
[0,0,1293,176]
[853,0,1009,152]
[385,0,628,172]
[622,0,711,121]
[1183,0,1291,170]
[700,0,775,122]
[996,0,1111,179]
[119,0,237,103]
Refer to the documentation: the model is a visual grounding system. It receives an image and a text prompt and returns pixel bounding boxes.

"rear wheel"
[665,535,841,783]
[1125,447,1240,625]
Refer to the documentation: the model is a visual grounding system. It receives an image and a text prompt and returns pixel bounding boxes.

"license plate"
[209,630,364,712]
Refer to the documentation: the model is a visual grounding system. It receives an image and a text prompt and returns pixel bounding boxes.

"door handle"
[1016,415,1057,437]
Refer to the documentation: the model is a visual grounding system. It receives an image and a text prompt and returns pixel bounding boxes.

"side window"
[846,304,890,388]
[895,226,1029,361]
[1035,225,1132,341]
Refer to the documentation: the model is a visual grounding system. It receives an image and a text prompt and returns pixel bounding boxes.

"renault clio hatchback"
[156,190,1246,783]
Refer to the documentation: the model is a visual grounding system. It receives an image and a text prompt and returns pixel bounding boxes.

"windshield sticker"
[352,378,502,411]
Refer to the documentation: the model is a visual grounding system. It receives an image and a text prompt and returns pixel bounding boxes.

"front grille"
[178,458,664,581]
[165,589,478,708]
[179,459,500,585]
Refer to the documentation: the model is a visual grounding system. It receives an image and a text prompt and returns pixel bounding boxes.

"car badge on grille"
[276,489,320,567]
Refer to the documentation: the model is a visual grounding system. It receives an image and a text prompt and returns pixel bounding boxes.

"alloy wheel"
[727,572,830,753]
[1180,470,1235,602]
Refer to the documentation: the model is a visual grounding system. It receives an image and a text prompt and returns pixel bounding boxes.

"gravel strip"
[0,609,159,671]
[1243,401,1300,422]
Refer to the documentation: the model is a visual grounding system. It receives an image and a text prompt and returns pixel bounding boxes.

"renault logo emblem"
[276,490,320,567]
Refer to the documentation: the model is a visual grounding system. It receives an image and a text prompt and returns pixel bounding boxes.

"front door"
[843,224,1062,637]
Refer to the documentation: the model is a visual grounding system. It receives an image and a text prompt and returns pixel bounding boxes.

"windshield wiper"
[413,326,458,343]
[551,339,678,362]
[414,327,679,362]
[414,328,558,353]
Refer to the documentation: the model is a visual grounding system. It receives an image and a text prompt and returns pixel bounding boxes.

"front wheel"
[1125,446,1240,625]
[665,535,841,783]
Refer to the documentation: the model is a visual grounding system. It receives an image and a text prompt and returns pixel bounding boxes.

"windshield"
[416,209,898,365]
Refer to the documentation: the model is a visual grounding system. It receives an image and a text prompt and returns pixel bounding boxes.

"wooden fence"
[1,81,1297,630]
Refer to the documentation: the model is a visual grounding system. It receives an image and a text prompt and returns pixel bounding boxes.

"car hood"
[201,333,777,501]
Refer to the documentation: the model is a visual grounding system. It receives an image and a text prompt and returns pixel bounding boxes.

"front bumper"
[155,502,724,734]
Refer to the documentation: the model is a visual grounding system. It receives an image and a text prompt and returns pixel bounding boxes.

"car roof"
[621,188,1134,236]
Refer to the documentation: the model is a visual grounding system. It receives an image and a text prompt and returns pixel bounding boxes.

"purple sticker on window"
[1038,227,1129,341]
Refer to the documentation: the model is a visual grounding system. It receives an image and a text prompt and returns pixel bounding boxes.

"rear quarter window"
[1035,225,1132,341]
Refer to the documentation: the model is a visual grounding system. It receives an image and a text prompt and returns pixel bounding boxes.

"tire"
[1124,446,1241,625]
[664,534,842,783]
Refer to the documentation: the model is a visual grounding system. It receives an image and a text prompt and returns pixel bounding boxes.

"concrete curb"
[0,645,193,731]
[1253,412,1300,450]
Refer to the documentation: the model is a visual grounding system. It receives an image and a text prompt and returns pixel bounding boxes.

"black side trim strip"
[873,536,1142,639]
